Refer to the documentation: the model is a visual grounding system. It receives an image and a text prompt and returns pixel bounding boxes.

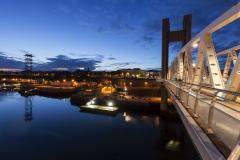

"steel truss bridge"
[163,3,240,160]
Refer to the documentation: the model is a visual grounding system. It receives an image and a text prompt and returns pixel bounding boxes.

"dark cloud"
[98,61,138,69]
[0,51,104,71]
[95,54,105,61]
[146,67,161,71]
[139,0,238,46]
[1,0,239,71]
[213,20,240,52]
[36,54,102,71]
[143,19,162,33]
[142,34,155,44]
[19,49,34,56]
[68,53,105,60]
[108,57,116,60]
[112,62,136,67]
[0,51,24,69]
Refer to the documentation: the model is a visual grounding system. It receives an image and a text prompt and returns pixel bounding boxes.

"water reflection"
[0,93,200,160]
[120,111,198,157]
[123,112,137,123]
[122,112,160,127]
[24,96,33,121]
[166,139,180,151]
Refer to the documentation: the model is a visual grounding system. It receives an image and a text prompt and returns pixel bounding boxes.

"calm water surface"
[0,92,200,160]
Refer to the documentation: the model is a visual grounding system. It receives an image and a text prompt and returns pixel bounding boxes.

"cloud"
[36,54,102,71]
[19,49,33,56]
[69,53,104,59]
[213,20,240,52]
[95,54,105,61]
[111,62,136,68]
[138,0,238,46]
[97,16,135,33]
[143,19,162,33]
[0,51,24,69]
[142,34,155,44]
[139,19,163,45]
[97,61,139,70]
[108,57,116,60]
[146,67,161,71]
[0,51,104,71]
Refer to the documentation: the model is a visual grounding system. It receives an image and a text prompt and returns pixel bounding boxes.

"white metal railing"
[165,2,240,160]
[166,80,240,160]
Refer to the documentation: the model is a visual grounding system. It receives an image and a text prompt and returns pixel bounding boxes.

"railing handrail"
[166,80,240,113]
[168,80,240,97]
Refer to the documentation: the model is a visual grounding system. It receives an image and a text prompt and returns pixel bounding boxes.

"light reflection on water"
[0,92,200,160]
[122,112,159,127]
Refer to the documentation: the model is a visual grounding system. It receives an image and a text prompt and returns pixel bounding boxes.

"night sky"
[0,0,239,71]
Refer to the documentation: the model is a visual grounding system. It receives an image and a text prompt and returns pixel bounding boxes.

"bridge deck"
[165,80,240,160]
[165,83,226,160]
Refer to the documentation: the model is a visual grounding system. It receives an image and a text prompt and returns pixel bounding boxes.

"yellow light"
[101,86,116,94]
[63,79,66,82]
[71,79,75,82]
[124,87,127,91]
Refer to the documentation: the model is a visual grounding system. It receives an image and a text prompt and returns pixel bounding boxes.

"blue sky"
[0,0,239,71]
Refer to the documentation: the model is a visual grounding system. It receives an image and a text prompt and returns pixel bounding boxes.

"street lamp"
[192,43,198,48]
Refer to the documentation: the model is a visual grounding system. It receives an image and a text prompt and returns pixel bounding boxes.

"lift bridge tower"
[161,15,192,110]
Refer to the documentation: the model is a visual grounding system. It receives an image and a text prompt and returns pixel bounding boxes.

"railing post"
[184,84,192,109]
[193,87,201,118]
[207,92,218,134]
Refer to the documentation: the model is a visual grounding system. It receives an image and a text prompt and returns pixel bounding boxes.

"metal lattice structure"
[24,54,33,72]
[164,3,240,160]
[168,3,240,94]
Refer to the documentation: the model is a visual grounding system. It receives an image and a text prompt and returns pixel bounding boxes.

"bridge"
[162,3,240,160]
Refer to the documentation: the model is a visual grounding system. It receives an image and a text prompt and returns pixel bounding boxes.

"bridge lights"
[192,43,198,48]
[107,101,113,107]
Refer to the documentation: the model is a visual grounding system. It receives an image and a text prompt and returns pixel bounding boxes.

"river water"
[0,92,200,160]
